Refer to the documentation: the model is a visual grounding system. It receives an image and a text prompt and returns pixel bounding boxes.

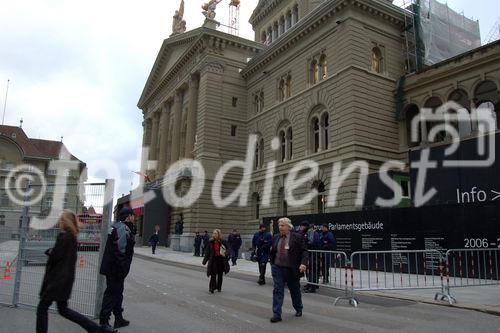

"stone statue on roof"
[202,0,222,20]
[172,0,187,36]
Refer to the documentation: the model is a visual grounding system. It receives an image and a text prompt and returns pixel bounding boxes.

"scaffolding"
[397,0,481,72]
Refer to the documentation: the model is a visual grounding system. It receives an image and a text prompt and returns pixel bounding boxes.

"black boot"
[113,314,130,329]
[99,319,117,333]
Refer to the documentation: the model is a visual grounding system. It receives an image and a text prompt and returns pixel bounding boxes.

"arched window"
[312,117,320,153]
[310,60,319,84]
[371,47,383,73]
[286,11,292,30]
[259,91,265,111]
[448,89,471,137]
[279,16,285,35]
[475,80,498,103]
[286,127,293,160]
[267,27,273,44]
[475,80,499,131]
[424,97,444,142]
[313,181,326,214]
[280,130,286,162]
[286,75,292,98]
[319,54,328,80]
[322,113,329,149]
[278,79,285,102]
[292,4,299,25]
[254,95,260,113]
[477,102,497,132]
[273,22,279,40]
[261,31,266,43]
[278,187,287,216]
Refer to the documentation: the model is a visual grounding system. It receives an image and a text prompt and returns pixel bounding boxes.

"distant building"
[0,125,87,231]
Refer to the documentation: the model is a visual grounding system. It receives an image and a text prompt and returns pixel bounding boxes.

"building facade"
[138,0,500,250]
[0,125,87,234]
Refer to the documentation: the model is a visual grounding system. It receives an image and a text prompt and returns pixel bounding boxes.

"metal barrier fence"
[348,250,449,307]
[0,180,114,318]
[305,250,355,305]
[436,248,500,304]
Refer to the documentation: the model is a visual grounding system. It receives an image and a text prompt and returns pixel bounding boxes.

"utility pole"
[2,79,10,125]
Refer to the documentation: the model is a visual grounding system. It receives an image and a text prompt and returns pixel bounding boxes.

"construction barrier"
[347,250,450,306]
[436,248,500,304]
[305,250,356,306]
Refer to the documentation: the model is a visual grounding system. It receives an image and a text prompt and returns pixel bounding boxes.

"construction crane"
[228,0,240,36]
[484,17,500,45]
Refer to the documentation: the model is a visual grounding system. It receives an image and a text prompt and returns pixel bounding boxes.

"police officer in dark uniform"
[99,207,135,331]
[304,222,321,292]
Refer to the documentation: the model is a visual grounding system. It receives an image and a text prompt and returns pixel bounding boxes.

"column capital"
[175,89,184,101]
[189,74,200,89]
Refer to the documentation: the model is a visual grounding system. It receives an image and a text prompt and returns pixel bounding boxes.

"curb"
[364,291,500,317]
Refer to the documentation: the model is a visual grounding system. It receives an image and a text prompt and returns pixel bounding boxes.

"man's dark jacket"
[270,232,309,278]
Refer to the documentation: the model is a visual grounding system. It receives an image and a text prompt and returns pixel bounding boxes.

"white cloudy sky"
[0,0,497,198]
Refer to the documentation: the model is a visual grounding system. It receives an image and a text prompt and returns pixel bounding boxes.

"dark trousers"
[321,253,331,283]
[209,257,224,291]
[271,265,303,317]
[258,261,267,282]
[152,242,157,254]
[230,249,239,265]
[194,245,201,256]
[37,299,98,333]
[307,251,320,289]
[100,275,125,321]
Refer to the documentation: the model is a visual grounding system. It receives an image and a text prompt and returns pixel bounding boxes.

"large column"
[170,89,184,163]
[158,103,171,175]
[185,75,200,158]
[148,111,160,180]
[141,120,147,147]
[144,118,152,147]
[149,110,160,161]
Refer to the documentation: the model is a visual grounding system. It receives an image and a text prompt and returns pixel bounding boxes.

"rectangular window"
[231,125,237,137]
[400,180,411,199]
[232,97,238,107]
[394,175,411,208]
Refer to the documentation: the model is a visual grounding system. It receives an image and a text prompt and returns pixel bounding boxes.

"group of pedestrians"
[37,207,137,333]
[36,207,335,330]
[194,229,242,262]
[193,231,209,257]
[197,219,335,323]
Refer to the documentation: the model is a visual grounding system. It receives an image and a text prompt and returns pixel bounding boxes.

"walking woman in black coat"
[36,210,115,333]
[202,229,230,293]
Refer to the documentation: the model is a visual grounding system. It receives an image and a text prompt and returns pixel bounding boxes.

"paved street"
[1,256,499,333]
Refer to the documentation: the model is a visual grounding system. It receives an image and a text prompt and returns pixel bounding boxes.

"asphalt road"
[1,256,499,333]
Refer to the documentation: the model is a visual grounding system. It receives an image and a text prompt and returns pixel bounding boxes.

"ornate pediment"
[138,31,202,109]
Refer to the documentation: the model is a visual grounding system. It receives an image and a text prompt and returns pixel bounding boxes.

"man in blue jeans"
[269,217,308,323]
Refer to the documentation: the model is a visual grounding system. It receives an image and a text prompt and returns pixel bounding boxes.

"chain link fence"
[0,180,114,318]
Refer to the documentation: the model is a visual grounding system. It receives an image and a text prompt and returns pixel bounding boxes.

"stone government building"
[137,0,500,251]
